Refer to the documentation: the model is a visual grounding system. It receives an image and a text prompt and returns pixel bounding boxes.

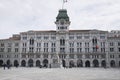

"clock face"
[60,20,64,25]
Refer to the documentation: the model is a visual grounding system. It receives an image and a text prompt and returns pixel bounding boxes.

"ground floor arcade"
[0,58,120,68]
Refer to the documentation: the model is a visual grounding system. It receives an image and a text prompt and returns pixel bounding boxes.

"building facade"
[0,9,120,68]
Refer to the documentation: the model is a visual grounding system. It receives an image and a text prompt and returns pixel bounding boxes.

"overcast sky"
[0,0,120,39]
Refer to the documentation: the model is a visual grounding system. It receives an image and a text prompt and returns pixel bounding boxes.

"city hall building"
[0,9,120,68]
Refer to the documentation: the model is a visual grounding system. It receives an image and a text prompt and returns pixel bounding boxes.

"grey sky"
[0,0,120,39]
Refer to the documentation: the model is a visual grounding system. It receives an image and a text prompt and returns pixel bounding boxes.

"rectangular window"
[118,42,120,46]
[93,47,97,52]
[100,36,105,39]
[77,48,82,53]
[8,43,12,47]
[69,42,74,47]
[69,36,74,39]
[8,48,11,52]
[51,36,56,40]
[23,37,27,40]
[51,48,56,52]
[23,43,27,47]
[77,42,82,47]
[85,48,89,53]
[101,48,105,52]
[110,48,114,52]
[101,42,105,47]
[44,36,49,40]
[37,36,41,39]
[77,36,82,39]
[60,48,65,53]
[37,43,41,47]
[109,42,114,46]
[15,48,19,52]
[22,48,26,53]
[36,48,41,52]
[44,48,48,52]
[70,48,74,53]
[110,55,114,58]
[0,43,4,47]
[118,48,120,52]
[51,43,56,47]
[0,48,4,52]
[44,43,48,47]
[85,42,89,47]
[29,47,34,52]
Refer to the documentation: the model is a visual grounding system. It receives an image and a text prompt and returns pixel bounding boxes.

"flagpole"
[62,0,64,9]
[62,0,67,9]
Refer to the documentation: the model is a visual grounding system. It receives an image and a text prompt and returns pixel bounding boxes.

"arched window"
[92,37,97,44]
[85,60,90,67]
[21,60,26,67]
[30,38,34,45]
[60,39,65,46]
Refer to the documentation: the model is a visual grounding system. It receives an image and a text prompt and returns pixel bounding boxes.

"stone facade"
[0,9,120,68]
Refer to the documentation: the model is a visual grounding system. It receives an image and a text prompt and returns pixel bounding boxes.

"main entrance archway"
[0,60,3,66]
[110,60,115,67]
[21,60,26,67]
[93,59,99,67]
[14,60,19,67]
[36,60,41,67]
[69,60,74,68]
[77,59,83,67]
[6,60,10,65]
[43,59,48,68]
[101,60,106,67]
[28,59,33,67]
[85,60,90,67]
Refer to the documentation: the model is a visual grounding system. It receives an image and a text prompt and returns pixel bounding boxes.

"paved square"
[0,68,120,80]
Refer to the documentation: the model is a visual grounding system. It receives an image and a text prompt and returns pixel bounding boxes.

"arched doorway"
[110,60,115,67]
[36,60,41,67]
[21,60,26,67]
[14,60,19,67]
[28,59,34,67]
[85,60,90,67]
[6,60,10,65]
[93,59,99,67]
[101,60,106,67]
[0,60,3,66]
[77,59,83,67]
[43,59,48,68]
[69,60,74,68]
[62,60,66,67]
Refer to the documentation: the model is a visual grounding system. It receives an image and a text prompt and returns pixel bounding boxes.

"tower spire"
[62,0,67,9]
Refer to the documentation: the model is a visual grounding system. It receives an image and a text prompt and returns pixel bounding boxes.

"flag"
[96,45,99,49]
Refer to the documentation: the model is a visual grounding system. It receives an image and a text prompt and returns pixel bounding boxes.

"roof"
[56,9,69,21]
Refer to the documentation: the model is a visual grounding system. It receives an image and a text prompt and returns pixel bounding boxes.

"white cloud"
[0,0,120,39]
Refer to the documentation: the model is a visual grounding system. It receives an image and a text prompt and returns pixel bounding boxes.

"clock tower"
[55,9,70,33]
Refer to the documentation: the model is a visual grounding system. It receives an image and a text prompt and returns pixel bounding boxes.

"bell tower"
[55,9,70,32]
